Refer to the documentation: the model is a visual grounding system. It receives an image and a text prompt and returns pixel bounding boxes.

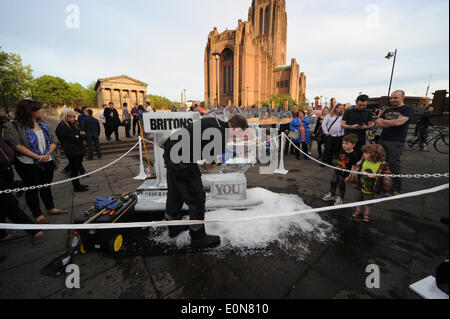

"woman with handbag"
[321,104,345,165]
[3,100,68,224]
[313,107,330,159]
[55,110,89,192]
[289,110,311,160]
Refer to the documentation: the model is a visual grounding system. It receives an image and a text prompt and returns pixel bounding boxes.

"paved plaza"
[0,133,448,299]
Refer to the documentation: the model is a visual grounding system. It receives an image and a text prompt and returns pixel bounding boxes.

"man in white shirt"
[145,101,154,113]
[321,104,345,165]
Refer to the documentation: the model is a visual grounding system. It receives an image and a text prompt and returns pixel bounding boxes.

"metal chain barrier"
[3,132,446,196]
[283,133,449,179]
[0,141,141,195]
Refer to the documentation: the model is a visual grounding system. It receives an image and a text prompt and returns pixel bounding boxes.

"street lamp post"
[212,50,221,108]
[386,49,398,101]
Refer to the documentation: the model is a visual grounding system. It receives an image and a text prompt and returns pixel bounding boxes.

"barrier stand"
[138,120,156,180]
[133,136,148,180]
[275,133,288,175]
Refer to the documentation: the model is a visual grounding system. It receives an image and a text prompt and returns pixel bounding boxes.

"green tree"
[85,81,97,106]
[0,47,34,112]
[147,94,173,110]
[262,94,299,110]
[67,82,88,106]
[30,75,70,107]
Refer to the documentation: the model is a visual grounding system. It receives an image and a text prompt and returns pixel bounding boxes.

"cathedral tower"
[204,0,306,108]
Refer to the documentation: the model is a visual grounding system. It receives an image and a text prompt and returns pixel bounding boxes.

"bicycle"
[432,127,449,154]
[408,126,449,154]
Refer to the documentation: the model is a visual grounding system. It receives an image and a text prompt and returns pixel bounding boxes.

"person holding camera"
[56,110,89,192]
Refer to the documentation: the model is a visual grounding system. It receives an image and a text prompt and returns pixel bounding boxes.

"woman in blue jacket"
[289,110,311,160]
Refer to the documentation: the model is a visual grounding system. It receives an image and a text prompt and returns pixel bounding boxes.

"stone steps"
[61,137,155,158]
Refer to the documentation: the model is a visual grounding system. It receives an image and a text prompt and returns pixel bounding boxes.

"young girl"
[347,144,391,223]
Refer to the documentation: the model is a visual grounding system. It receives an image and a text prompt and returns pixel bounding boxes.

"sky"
[0,0,448,104]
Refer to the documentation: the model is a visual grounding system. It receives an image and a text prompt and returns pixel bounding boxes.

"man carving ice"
[162,114,249,249]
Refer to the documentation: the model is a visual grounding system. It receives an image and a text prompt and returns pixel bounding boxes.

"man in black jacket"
[104,102,121,142]
[341,95,373,156]
[163,114,249,249]
[81,109,102,160]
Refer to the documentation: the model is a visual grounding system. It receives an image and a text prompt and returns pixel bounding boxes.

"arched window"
[222,50,234,95]
[264,6,270,35]
[259,8,264,34]
[223,66,227,94]
[228,66,233,94]
[272,5,277,35]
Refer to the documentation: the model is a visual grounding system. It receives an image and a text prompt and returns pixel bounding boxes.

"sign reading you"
[143,112,200,133]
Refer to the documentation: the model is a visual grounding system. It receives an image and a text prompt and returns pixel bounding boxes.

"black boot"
[74,186,89,193]
[190,226,221,249]
[73,180,89,193]
[168,225,189,238]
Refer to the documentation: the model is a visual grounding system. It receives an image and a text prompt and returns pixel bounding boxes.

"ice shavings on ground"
[154,188,334,260]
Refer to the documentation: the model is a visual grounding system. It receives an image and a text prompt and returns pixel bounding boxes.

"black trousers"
[316,139,325,158]
[14,160,55,218]
[165,164,206,233]
[0,168,40,238]
[86,133,101,159]
[67,155,85,189]
[133,117,141,136]
[294,142,309,159]
[323,136,342,165]
[330,172,347,198]
[410,127,429,149]
[124,120,131,138]
[106,123,119,141]
[379,140,404,192]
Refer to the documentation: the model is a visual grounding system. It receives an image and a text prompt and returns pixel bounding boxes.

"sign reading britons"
[143,112,200,133]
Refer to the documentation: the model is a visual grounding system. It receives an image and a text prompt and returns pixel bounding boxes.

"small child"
[347,144,391,223]
[322,134,360,206]
[265,131,279,157]
[265,132,272,157]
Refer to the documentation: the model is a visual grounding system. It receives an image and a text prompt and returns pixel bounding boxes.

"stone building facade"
[204,0,306,108]
[94,75,148,108]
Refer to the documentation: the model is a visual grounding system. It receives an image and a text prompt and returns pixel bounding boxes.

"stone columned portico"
[95,75,148,108]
